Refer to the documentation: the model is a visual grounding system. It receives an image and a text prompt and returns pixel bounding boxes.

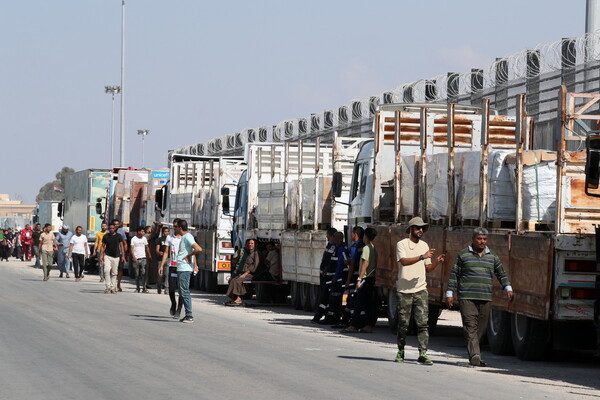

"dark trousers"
[313,273,333,320]
[459,299,492,360]
[350,276,375,329]
[72,253,85,278]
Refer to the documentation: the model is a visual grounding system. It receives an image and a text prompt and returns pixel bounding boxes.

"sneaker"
[180,316,194,323]
[170,306,176,316]
[110,289,116,294]
[470,354,481,367]
[394,350,405,363]
[418,352,433,366]
[66,274,70,278]
[59,274,63,278]
[173,311,181,320]
[104,288,110,294]
[142,289,149,293]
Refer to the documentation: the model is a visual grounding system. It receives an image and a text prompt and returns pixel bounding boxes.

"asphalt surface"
[1,259,599,400]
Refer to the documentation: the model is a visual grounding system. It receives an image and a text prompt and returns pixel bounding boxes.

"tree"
[36,167,75,202]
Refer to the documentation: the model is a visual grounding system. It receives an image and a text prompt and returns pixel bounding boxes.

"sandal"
[359,326,373,333]
[342,326,359,333]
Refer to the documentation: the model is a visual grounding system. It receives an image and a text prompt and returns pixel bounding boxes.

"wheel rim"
[513,313,528,342]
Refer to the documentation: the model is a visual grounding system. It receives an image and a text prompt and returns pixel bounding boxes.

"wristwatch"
[419,255,424,261]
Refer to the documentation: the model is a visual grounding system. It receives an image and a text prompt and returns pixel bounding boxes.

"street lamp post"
[137,129,150,167]
[105,85,121,169]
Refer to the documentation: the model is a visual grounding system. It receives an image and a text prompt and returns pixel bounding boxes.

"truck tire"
[205,271,218,293]
[511,313,549,360]
[301,283,314,312]
[428,304,442,335]
[272,285,290,304]
[290,282,302,310]
[255,283,272,303]
[488,309,514,355]
[387,289,399,334]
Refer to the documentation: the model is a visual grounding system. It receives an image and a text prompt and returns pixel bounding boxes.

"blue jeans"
[177,271,192,317]
[32,245,41,268]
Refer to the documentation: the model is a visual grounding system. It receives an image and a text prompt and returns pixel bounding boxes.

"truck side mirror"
[221,187,230,215]
[95,198,104,215]
[155,188,164,211]
[585,135,600,197]
[332,172,343,198]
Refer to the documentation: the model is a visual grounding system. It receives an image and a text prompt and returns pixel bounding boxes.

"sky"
[0,0,588,203]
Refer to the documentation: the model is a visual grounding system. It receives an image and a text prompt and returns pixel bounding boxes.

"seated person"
[225,239,259,306]
[264,243,280,281]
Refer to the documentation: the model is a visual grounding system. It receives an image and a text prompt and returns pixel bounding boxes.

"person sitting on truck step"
[446,227,513,367]
[395,217,445,365]
[312,227,338,324]
[264,243,280,281]
[225,239,259,306]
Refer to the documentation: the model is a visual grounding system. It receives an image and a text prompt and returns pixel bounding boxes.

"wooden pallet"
[519,220,554,232]
[488,219,516,229]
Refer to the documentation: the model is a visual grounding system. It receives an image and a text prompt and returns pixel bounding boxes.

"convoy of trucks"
[58,87,600,361]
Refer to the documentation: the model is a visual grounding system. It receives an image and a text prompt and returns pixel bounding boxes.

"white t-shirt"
[70,234,88,255]
[131,236,148,259]
[396,238,431,294]
[166,234,182,265]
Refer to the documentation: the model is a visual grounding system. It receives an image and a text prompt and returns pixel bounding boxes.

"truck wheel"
[301,283,314,312]
[205,271,218,293]
[488,309,514,355]
[197,270,206,292]
[511,313,549,360]
[256,283,272,303]
[387,289,399,334]
[290,282,302,310]
[272,285,290,304]
[428,304,442,335]
[309,284,320,311]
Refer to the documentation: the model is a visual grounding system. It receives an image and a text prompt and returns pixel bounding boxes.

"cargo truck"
[35,201,61,232]
[231,137,366,306]
[165,154,244,291]
[333,89,600,360]
[62,169,112,238]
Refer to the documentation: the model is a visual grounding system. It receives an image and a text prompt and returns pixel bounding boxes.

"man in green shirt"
[344,227,378,333]
[446,227,513,367]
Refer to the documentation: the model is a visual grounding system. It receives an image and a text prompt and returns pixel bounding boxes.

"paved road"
[1,260,599,400]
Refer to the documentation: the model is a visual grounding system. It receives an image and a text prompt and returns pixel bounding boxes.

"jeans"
[32,245,41,268]
[397,289,429,353]
[133,258,147,291]
[178,271,192,317]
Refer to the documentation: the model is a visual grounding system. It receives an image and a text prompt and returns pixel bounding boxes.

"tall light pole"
[119,0,126,167]
[137,129,149,167]
[105,85,121,169]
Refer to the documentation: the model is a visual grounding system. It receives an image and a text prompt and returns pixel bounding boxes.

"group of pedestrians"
[311,226,379,333]
[310,216,513,367]
[0,224,36,262]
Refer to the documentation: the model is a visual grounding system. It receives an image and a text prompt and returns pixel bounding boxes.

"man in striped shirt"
[446,227,513,367]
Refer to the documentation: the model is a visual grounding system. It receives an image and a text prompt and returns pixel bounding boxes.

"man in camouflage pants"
[395,217,445,365]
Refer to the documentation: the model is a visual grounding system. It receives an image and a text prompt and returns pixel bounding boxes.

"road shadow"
[130,314,179,323]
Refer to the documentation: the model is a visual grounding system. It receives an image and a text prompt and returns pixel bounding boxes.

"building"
[0,194,35,228]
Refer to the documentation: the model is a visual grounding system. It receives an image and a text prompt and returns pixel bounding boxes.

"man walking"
[32,223,42,268]
[174,220,202,322]
[446,227,513,367]
[99,223,126,294]
[395,217,445,365]
[38,224,57,281]
[92,222,107,282]
[112,219,128,292]
[56,225,73,278]
[159,220,184,317]
[131,226,152,293]
[68,226,89,281]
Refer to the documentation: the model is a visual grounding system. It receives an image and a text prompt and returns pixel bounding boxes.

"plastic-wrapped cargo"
[506,150,557,222]
[455,151,481,220]
[488,150,516,220]
[400,155,416,215]
[426,153,449,221]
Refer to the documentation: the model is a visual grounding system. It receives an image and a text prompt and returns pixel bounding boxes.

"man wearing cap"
[446,227,513,367]
[394,217,445,365]
[56,225,73,278]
